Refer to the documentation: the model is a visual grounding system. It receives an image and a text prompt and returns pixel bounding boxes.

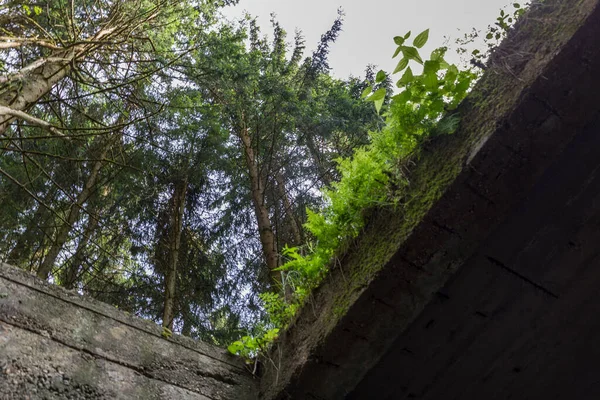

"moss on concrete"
[260,0,600,398]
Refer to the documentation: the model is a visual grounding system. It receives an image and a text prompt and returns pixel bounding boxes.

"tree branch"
[0,106,64,137]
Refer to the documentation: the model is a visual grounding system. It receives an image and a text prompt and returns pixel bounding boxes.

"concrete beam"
[0,262,258,399]
[260,0,600,398]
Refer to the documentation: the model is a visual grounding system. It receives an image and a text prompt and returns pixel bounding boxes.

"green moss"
[326,140,467,322]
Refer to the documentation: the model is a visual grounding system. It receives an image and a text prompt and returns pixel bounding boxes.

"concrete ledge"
[0,262,257,399]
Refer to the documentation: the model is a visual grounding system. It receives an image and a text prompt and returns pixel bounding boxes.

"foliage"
[229,28,477,358]
[0,3,379,348]
[0,0,528,363]
[455,2,528,68]
[227,327,280,362]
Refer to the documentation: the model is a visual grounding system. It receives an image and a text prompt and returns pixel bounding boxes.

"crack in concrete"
[0,270,244,372]
[485,256,559,299]
[0,318,234,399]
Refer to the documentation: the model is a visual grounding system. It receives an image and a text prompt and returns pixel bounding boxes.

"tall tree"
[190,13,380,290]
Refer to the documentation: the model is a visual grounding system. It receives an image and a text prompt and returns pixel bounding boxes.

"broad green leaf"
[430,47,447,61]
[513,3,521,7]
[401,46,423,64]
[393,57,409,74]
[375,70,386,83]
[392,89,411,105]
[361,86,372,99]
[393,36,405,46]
[392,46,402,59]
[423,71,438,90]
[430,99,445,115]
[423,60,440,75]
[413,29,429,49]
[455,76,471,92]
[396,67,414,87]
[370,88,387,114]
[445,65,459,83]
[374,97,385,114]
[228,341,245,354]
[368,88,386,102]
[404,31,411,39]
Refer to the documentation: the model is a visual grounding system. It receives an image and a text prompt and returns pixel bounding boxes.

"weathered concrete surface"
[348,108,600,399]
[0,262,258,399]
[260,0,600,398]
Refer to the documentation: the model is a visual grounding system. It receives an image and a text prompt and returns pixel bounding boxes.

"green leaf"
[423,71,438,90]
[393,36,405,46]
[374,97,385,114]
[445,65,459,84]
[430,99,445,115]
[361,86,372,99]
[401,46,423,65]
[396,67,414,87]
[393,57,409,74]
[375,70,386,83]
[404,31,411,39]
[430,47,447,61]
[455,76,471,92]
[413,29,429,49]
[33,6,42,15]
[423,60,441,75]
[513,2,521,7]
[368,88,386,114]
[392,46,402,59]
[228,341,245,354]
[368,88,386,102]
[392,90,411,105]
[161,327,173,339]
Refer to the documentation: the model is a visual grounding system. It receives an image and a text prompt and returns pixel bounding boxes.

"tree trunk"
[275,172,303,246]
[239,126,280,283]
[61,208,99,290]
[161,177,188,331]
[6,186,57,268]
[37,137,112,280]
[304,133,334,187]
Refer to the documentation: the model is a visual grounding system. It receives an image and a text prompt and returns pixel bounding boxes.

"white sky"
[223,0,513,78]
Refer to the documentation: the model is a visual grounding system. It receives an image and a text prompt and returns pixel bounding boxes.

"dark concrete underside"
[348,105,600,400]
[261,0,600,399]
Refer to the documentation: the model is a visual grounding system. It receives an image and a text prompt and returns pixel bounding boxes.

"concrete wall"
[0,262,257,399]
[259,0,600,398]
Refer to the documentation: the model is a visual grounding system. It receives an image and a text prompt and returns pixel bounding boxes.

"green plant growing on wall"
[228,28,477,359]
[456,2,528,68]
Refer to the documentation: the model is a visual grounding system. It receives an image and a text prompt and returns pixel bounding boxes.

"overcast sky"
[223,0,513,78]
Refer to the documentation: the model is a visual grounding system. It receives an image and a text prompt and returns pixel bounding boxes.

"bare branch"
[0,36,61,50]
[0,106,65,137]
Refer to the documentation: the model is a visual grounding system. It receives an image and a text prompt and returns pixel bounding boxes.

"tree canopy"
[0,0,516,349]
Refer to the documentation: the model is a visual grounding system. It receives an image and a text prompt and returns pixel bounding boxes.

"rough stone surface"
[260,0,600,398]
[0,263,258,399]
